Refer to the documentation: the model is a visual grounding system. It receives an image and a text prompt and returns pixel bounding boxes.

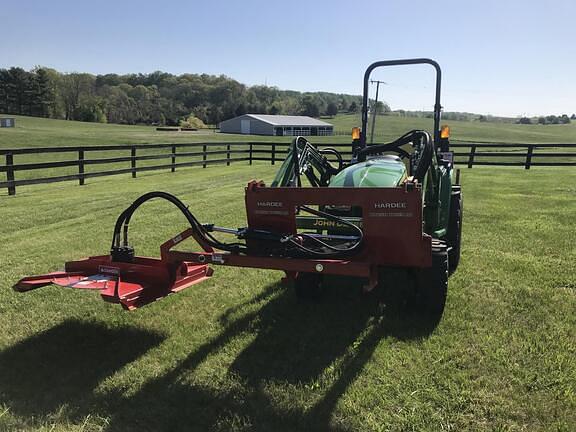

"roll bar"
[360,58,442,147]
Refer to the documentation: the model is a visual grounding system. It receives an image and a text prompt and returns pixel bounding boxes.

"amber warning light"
[441,125,450,139]
[352,127,361,140]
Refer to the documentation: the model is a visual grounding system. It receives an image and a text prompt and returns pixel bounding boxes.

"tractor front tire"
[294,272,324,300]
[446,186,463,275]
[414,244,448,325]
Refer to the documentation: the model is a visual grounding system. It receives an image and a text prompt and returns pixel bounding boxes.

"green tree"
[59,73,95,120]
[206,105,223,125]
[372,101,390,115]
[268,105,280,115]
[235,103,247,117]
[76,96,107,123]
[31,67,56,117]
[545,115,559,125]
[326,102,338,117]
[95,73,123,87]
[278,97,299,115]
[299,95,320,117]
[0,67,34,114]
[0,69,10,113]
[98,85,136,124]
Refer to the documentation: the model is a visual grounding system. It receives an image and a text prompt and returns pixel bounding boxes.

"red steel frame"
[14,181,432,309]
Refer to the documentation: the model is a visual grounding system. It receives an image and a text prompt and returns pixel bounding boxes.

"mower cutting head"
[14,254,213,310]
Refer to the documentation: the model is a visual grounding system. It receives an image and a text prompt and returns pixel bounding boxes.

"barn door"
[241,119,251,134]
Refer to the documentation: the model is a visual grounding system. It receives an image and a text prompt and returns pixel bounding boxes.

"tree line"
[0,67,362,126]
[517,114,573,125]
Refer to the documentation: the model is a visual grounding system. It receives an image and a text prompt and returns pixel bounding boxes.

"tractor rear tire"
[375,268,415,315]
[294,272,324,300]
[446,186,463,275]
[414,244,448,324]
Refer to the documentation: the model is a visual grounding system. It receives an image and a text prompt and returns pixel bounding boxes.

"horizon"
[2,0,575,118]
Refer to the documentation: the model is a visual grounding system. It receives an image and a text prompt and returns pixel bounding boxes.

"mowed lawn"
[0,115,351,148]
[0,162,574,431]
[0,115,268,147]
[2,114,575,149]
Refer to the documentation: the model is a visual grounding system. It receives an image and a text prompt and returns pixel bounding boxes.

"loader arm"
[271,136,343,187]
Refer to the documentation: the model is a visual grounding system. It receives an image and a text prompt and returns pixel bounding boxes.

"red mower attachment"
[13,182,432,310]
[14,255,212,310]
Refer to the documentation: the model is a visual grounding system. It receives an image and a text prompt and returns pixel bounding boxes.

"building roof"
[244,114,333,127]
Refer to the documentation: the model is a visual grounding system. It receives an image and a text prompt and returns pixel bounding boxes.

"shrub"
[180,115,207,129]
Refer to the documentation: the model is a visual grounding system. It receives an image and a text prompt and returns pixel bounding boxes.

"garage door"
[241,120,251,134]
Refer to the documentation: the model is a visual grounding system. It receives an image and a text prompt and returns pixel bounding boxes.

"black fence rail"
[0,143,253,196]
[1,141,575,195]
[450,142,576,169]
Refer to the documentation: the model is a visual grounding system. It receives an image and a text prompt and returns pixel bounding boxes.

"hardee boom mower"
[14,59,462,322]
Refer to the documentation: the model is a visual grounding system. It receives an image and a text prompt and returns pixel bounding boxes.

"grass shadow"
[0,319,164,422]
[104,279,439,431]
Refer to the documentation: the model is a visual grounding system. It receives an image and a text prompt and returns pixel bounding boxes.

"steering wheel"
[357,141,411,161]
[356,130,433,182]
[362,142,411,159]
[319,147,344,171]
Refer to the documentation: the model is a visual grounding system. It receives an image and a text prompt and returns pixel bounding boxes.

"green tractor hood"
[329,155,407,188]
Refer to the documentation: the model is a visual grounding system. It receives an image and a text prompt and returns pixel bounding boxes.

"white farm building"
[219,114,333,136]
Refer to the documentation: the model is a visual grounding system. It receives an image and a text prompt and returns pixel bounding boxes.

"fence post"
[467,145,476,168]
[271,143,276,165]
[171,145,176,172]
[525,145,534,170]
[131,146,137,178]
[249,143,253,165]
[227,144,231,166]
[203,144,207,168]
[6,153,16,196]
[78,149,85,185]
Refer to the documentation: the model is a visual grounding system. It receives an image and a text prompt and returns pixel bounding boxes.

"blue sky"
[2,0,575,117]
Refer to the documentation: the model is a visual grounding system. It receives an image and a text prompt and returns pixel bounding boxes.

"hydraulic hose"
[282,205,363,258]
[111,191,248,254]
[110,192,363,260]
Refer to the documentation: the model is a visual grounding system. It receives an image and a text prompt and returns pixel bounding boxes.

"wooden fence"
[1,141,575,195]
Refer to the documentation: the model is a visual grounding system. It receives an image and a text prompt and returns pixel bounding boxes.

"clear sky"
[2,0,575,117]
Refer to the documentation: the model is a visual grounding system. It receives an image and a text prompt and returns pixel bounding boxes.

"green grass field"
[0,115,575,430]
[0,161,575,431]
[2,114,575,149]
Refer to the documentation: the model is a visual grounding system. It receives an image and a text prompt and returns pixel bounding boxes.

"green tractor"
[271,58,463,318]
